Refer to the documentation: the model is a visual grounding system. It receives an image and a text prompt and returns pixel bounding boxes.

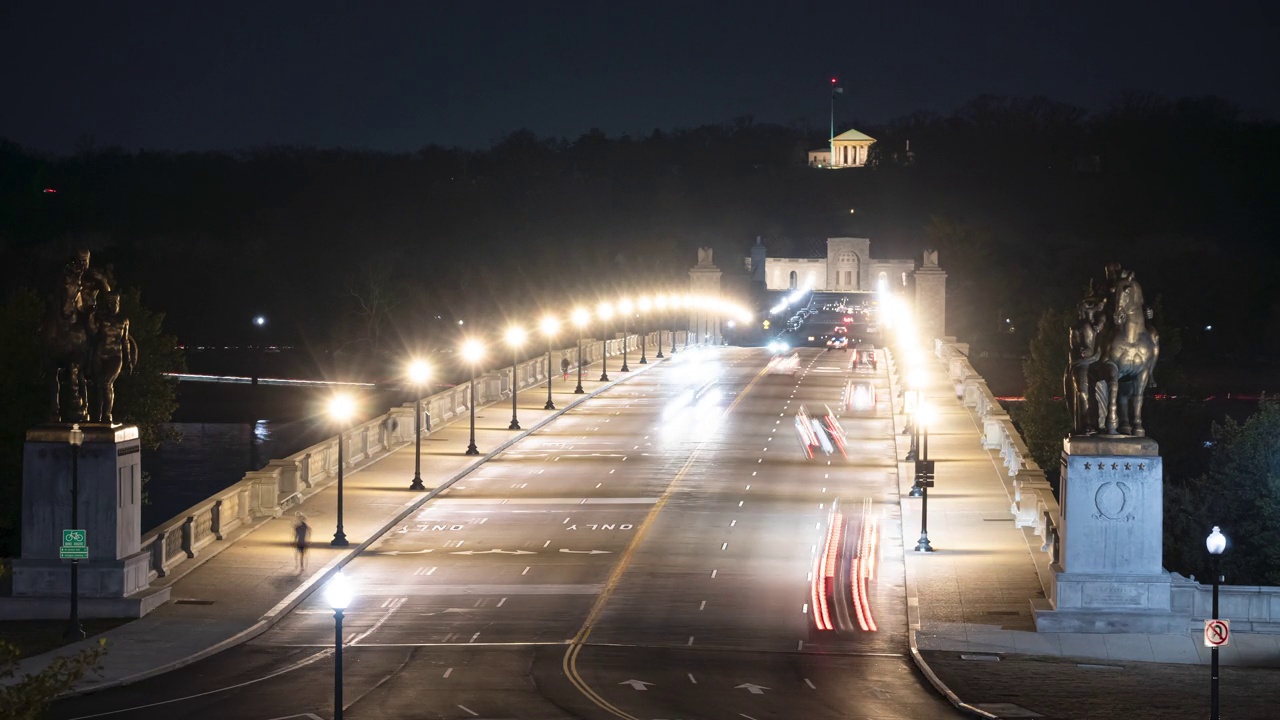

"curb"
[885,347,998,720]
[57,351,670,698]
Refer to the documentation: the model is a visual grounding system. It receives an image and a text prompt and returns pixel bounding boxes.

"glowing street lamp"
[64,423,85,640]
[637,296,652,364]
[654,294,668,359]
[913,401,936,553]
[572,307,590,394]
[461,339,485,456]
[1207,526,1227,720]
[597,302,614,382]
[505,326,527,430]
[407,360,430,491]
[328,394,356,546]
[540,316,559,410]
[325,571,354,720]
[618,299,634,372]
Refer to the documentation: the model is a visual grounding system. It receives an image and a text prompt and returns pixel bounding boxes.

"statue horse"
[41,265,92,422]
[1094,273,1159,436]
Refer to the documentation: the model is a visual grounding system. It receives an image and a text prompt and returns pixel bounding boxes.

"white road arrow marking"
[619,679,655,690]
[558,549,613,554]
[450,549,536,555]
[735,683,770,694]
[378,549,435,556]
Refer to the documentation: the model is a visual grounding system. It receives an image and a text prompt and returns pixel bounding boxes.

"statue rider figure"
[1067,295,1107,434]
[1103,261,1160,386]
[89,292,137,423]
[70,248,112,319]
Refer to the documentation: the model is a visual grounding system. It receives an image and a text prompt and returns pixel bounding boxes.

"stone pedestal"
[913,250,947,341]
[688,247,723,345]
[4,424,168,618]
[1033,436,1179,632]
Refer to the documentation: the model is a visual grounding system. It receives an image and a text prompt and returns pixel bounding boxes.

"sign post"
[59,529,88,560]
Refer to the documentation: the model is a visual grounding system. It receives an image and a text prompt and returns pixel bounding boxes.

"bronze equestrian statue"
[1065,263,1160,437]
[40,249,137,423]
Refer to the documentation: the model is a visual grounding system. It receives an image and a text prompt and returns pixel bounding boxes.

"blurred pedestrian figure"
[294,513,312,573]
[561,356,570,380]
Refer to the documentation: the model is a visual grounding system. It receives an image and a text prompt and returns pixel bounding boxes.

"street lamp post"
[638,297,651,364]
[407,360,429,491]
[598,302,614,382]
[462,340,484,455]
[654,295,667,359]
[541,316,559,410]
[683,295,692,349]
[328,395,355,547]
[1207,526,1227,720]
[572,308,589,394]
[618,299,632,372]
[913,403,936,553]
[64,423,85,640]
[506,326,526,430]
[326,571,353,720]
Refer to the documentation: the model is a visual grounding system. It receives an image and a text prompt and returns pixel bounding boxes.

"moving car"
[845,378,876,412]
[826,335,849,350]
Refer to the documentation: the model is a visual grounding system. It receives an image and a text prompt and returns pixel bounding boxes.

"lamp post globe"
[407,360,430,491]
[572,308,590,393]
[326,571,354,720]
[540,316,559,410]
[618,299,633,372]
[1207,525,1227,720]
[597,302,614,382]
[637,297,651,364]
[505,326,527,430]
[64,423,85,640]
[328,394,356,546]
[654,295,667,358]
[461,339,485,455]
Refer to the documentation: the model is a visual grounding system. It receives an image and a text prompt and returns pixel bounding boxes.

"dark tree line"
[2,93,1278,375]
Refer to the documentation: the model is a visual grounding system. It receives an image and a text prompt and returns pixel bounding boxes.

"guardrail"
[138,331,684,585]
[931,337,1061,565]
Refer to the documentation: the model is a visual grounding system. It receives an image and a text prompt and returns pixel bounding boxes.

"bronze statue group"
[1065,262,1160,437]
[42,249,138,424]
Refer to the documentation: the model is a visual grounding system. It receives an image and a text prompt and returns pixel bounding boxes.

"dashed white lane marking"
[721,542,728,550]
[609,469,616,474]
[563,517,571,523]
[802,603,809,614]
[741,714,762,720]
[687,636,695,646]
[469,632,480,643]
[804,678,817,689]
[458,706,480,717]
[751,471,757,476]
[757,458,763,463]
[688,673,698,684]
[797,641,804,652]
[595,482,602,488]
[730,520,736,527]
[443,667,453,678]
[522,567,531,575]
[711,569,718,578]
[745,484,751,490]
[699,600,706,610]
[497,597,507,608]
[738,500,744,507]
[543,540,551,547]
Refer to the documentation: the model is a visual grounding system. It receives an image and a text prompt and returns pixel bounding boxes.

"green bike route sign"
[60,529,88,560]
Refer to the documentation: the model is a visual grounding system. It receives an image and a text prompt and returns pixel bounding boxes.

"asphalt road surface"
[51,341,961,720]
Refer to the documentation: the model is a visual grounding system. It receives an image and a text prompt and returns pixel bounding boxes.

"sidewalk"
[10,343,667,695]
[887,347,1280,718]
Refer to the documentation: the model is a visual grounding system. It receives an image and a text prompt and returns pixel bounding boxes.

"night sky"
[2,1,1276,154]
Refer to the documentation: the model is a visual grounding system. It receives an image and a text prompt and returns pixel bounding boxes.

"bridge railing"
[931,337,1061,563]
[138,331,686,585]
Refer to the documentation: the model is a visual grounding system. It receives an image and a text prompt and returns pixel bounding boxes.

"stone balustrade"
[930,336,1061,564]
[137,331,682,586]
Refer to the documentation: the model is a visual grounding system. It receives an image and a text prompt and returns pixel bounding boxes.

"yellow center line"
[562,360,771,720]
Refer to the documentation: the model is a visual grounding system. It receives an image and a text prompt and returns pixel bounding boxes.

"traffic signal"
[762,320,771,330]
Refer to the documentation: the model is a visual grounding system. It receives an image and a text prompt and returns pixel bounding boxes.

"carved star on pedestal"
[1138,463,1146,471]
[1111,462,1119,470]
[1098,464,1105,472]
[1124,463,1131,471]
[1084,462,1091,470]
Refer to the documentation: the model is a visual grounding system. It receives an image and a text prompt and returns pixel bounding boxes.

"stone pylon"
[689,247,722,345]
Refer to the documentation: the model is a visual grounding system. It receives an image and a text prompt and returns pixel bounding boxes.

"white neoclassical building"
[808,128,876,168]
[757,237,915,293]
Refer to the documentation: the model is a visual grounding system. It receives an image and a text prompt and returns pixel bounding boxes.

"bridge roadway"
[50,346,959,720]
